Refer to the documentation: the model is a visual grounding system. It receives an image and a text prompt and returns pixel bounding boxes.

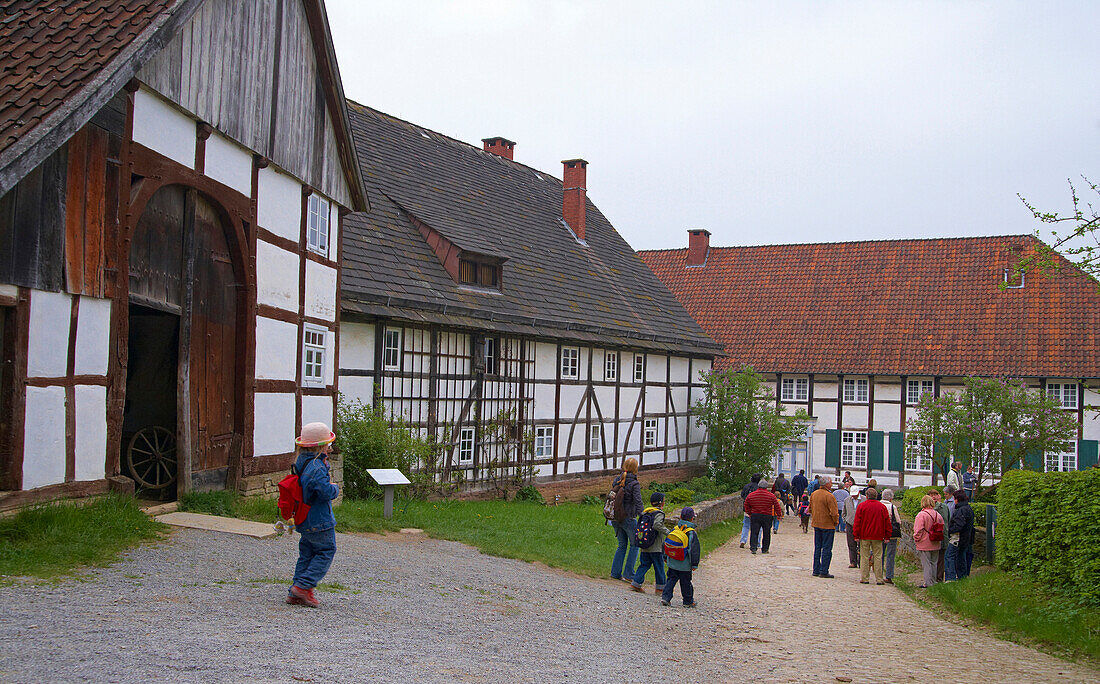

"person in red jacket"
[852,487,890,585]
[743,480,783,555]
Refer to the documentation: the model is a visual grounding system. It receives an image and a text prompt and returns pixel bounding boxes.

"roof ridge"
[637,233,1038,254]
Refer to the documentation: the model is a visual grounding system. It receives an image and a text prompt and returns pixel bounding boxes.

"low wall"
[668,493,742,532]
[534,463,706,504]
[238,455,345,505]
[897,515,987,564]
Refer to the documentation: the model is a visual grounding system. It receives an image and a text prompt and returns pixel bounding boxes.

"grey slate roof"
[341,102,722,357]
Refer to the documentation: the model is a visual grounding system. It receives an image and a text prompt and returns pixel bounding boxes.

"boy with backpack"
[661,506,701,607]
[630,492,669,594]
[798,494,811,533]
[285,422,340,608]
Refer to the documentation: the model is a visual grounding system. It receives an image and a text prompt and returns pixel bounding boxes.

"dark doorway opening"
[123,304,179,498]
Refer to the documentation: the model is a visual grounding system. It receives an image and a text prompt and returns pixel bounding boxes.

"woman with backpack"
[912,494,945,588]
[609,457,643,582]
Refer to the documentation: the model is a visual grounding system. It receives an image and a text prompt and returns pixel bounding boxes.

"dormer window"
[460,258,500,289]
[1003,268,1024,288]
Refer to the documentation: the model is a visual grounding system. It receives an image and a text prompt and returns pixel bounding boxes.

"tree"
[906,377,1078,489]
[693,365,809,489]
[1017,177,1100,284]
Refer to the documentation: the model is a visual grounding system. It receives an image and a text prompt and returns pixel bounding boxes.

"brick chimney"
[562,159,588,242]
[686,229,711,267]
[482,136,515,160]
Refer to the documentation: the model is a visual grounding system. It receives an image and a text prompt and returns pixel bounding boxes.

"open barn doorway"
[126,184,244,498]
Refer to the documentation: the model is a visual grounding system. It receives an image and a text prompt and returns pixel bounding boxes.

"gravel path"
[0,518,1095,683]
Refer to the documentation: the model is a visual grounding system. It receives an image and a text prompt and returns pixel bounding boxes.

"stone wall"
[668,493,743,532]
[531,463,706,504]
[896,515,987,564]
[238,454,345,505]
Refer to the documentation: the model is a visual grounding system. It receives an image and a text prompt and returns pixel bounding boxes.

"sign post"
[366,468,411,519]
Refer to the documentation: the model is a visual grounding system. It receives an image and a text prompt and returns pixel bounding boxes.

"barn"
[0,0,367,507]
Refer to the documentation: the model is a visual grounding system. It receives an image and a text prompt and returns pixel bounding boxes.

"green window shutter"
[888,432,905,471]
[868,431,884,470]
[1079,440,1098,470]
[825,429,840,468]
[1024,449,1043,471]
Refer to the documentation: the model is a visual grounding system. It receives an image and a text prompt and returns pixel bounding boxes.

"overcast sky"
[326,1,1100,252]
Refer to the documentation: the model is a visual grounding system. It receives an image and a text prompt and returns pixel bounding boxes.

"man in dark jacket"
[791,469,809,501]
[946,491,975,581]
[743,481,783,554]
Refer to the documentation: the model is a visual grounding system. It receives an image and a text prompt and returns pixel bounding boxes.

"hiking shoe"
[819,573,835,578]
[876,581,885,585]
[289,585,320,608]
[859,580,869,584]
[739,542,745,548]
[761,550,769,554]
[630,584,644,593]
[286,593,304,605]
[750,548,757,554]
[660,599,670,606]
[684,602,696,608]
[654,586,663,595]
[884,578,893,584]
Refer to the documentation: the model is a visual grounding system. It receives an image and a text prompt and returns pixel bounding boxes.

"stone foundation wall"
[897,516,987,564]
[668,493,743,532]
[534,463,707,504]
[238,454,344,505]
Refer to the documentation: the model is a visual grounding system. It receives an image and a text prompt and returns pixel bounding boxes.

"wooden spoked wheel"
[126,426,178,490]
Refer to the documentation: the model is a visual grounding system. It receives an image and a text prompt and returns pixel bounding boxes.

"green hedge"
[997,469,1100,606]
[898,486,941,519]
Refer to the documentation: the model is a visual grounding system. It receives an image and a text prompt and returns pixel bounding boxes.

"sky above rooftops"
[327,0,1100,252]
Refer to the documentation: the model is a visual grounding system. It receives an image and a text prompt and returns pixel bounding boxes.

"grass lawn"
[181,493,742,579]
[0,494,166,579]
[892,558,1100,664]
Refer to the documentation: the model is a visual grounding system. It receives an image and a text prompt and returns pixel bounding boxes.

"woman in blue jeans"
[609,457,643,581]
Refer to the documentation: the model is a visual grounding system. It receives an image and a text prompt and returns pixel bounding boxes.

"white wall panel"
[132,88,195,168]
[302,394,335,428]
[255,316,298,380]
[28,290,70,377]
[205,132,253,197]
[22,386,66,489]
[340,376,374,405]
[257,167,302,241]
[74,385,107,481]
[74,296,111,376]
[340,322,375,370]
[304,261,337,321]
[534,342,557,379]
[256,240,300,311]
[253,393,296,456]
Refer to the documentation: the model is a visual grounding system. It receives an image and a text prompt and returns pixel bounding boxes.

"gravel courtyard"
[0,519,1095,683]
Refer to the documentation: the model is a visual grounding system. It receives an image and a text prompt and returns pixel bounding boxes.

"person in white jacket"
[947,462,963,492]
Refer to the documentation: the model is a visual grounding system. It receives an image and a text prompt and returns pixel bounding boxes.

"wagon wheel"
[126,426,178,490]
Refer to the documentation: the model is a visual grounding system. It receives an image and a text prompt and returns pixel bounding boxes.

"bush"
[897,486,940,519]
[336,395,436,500]
[997,469,1100,605]
[580,494,602,506]
[514,485,545,505]
[665,488,695,506]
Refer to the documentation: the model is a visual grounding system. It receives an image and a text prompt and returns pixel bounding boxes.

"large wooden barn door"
[189,195,239,477]
[127,185,241,496]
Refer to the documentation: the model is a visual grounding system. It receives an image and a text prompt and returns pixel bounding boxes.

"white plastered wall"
[204,132,253,197]
[302,394,335,428]
[256,241,300,312]
[257,167,302,242]
[28,290,70,377]
[22,386,66,489]
[254,393,296,457]
[74,385,108,481]
[255,316,298,380]
[304,262,337,321]
[74,297,110,375]
[132,88,196,168]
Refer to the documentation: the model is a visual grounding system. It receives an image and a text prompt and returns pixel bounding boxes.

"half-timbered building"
[0,0,366,506]
[640,231,1100,486]
[339,105,723,487]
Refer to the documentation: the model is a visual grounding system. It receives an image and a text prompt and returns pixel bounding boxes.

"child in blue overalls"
[286,422,339,608]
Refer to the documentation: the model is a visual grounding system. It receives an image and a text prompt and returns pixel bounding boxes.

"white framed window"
[780,377,808,402]
[1047,382,1078,409]
[604,352,617,382]
[535,426,554,458]
[633,353,645,383]
[484,337,498,375]
[643,418,658,449]
[843,378,869,403]
[302,325,326,387]
[561,346,579,379]
[904,435,933,471]
[907,379,934,405]
[841,431,867,468]
[383,328,401,370]
[307,193,330,256]
[458,426,475,465]
[1046,442,1077,472]
[590,424,601,454]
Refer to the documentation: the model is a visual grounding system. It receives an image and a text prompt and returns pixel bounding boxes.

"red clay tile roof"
[0,0,197,195]
[638,235,1100,378]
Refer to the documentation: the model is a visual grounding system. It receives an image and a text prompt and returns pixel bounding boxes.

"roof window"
[1003,268,1024,289]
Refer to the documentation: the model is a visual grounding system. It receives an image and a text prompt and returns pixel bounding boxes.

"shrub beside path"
[0,519,1095,682]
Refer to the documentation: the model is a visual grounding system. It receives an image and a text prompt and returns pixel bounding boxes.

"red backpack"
[277,457,320,525]
[927,512,945,543]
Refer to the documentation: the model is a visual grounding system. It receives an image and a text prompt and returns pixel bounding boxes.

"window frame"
[841,430,868,468]
[904,435,933,472]
[633,353,645,383]
[458,256,501,290]
[1046,442,1077,472]
[590,424,601,454]
[457,426,475,466]
[906,379,934,405]
[560,346,579,380]
[780,377,808,402]
[301,324,327,387]
[306,193,330,257]
[484,336,499,375]
[604,351,617,382]
[382,328,402,371]
[535,426,554,458]
[1047,382,1078,409]
[843,378,869,404]
[643,418,658,449]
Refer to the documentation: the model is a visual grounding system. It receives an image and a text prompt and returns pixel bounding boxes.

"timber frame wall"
[339,318,712,486]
